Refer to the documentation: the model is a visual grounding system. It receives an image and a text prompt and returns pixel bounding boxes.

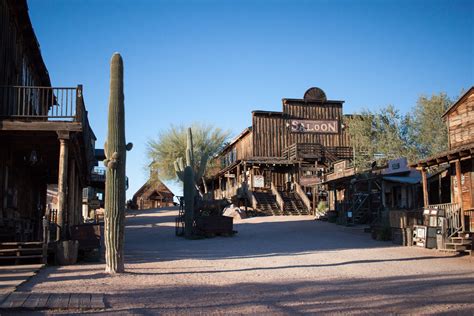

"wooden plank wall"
[447,90,474,150]
[236,132,253,160]
[252,100,351,158]
[0,1,46,87]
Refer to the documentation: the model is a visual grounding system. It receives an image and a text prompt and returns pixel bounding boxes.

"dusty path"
[19,207,474,314]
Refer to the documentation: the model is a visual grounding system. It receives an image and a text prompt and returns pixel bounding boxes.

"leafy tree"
[407,93,451,159]
[146,123,231,183]
[346,92,453,170]
[347,105,416,170]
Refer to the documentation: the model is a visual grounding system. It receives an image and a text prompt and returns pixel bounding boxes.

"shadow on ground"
[24,271,474,315]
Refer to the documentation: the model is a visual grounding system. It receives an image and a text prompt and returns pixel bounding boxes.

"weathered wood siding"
[0,1,49,88]
[252,100,351,158]
[236,132,253,160]
[446,90,474,150]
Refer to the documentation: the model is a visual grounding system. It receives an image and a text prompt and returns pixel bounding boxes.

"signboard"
[254,175,265,188]
[290,119,338,134]
[299,175,321,186]
[382,158,409,175]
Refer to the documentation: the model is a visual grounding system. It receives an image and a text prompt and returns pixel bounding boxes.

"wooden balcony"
[282,143,352,162]
[0,85,96,179]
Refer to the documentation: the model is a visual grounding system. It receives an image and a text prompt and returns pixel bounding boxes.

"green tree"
[408,93,451,159]
[346,105,416,170]
[146,123,230,183]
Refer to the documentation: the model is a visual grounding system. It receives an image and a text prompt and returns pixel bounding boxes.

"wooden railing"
[427,202,462,235]
[282,143,352,162]
[0,86,81,120]
[294,182,313,215]
[0,85,96,180]
[271,182,285,211]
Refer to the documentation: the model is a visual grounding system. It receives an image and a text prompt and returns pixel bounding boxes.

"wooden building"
[207,87,352,215]
[324,158,423,225]
[132,180,175,210]
[412,87,473,253]
[0,0,96,254]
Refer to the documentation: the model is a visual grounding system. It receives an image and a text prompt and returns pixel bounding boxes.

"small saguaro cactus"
[104,53,132,274]
[174,128,209,238]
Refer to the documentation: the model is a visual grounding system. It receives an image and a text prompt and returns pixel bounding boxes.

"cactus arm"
[195,152,209,181]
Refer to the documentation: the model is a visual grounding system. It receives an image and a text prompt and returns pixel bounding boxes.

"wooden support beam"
[0,121,82,132]
[67,160,76,227]
[455,159,464,232]
[421,168,429,208]
[57,134,69,240]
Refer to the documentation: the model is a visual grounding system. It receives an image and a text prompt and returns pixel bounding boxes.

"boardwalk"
[8,207,474,314]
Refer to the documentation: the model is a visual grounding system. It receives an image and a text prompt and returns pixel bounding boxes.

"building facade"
[0,0,96,246]
[132,180,175,210]
[207,87,353,215]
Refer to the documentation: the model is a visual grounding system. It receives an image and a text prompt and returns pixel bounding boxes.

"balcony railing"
[426,202,462,236]
[0,85,82,121]
[283,143,353,162]
[0,85,96,180]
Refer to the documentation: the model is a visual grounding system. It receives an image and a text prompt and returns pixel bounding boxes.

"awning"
[382,175,421,184]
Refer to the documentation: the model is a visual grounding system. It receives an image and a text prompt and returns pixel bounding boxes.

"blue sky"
[27,0,473,198]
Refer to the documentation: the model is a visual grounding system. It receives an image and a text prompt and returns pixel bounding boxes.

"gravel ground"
[19,207,474,315]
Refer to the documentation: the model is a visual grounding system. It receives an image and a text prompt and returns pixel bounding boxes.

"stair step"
[0,255,44,259]
[0,248,43,253]
[0,242,43,246]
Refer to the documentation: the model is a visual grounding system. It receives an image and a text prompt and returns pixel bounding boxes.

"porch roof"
[382,175,421,185]
[410,144,474,168]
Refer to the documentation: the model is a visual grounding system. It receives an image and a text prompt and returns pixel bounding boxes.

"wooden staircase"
[253,191,281,216]
[444,232,472,254]
[0,241,46,265]
[279,191,310,215]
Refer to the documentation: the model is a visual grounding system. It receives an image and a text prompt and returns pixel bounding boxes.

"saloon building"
[207,87,352,215]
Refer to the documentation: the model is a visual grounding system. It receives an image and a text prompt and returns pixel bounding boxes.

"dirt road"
[19,207,474,314]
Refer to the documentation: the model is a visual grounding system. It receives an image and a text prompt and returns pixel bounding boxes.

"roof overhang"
[410,144,474,168]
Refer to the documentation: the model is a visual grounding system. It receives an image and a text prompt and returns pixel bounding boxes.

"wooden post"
[421,167,429,208]
[455,159,464,231]
[312,186,317,216]
[67,160,76,227]
[57,133,69,240]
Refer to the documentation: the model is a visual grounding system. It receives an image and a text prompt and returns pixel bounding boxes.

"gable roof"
[442,86,474,118]
[133,179,174,201]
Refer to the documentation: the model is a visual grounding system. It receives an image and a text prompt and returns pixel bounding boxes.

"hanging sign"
[299,175,321,186]
[290,119,339,134]
[254,175,265,188]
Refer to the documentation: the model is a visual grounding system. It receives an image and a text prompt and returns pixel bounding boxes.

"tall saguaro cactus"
[174,128,209,238]
[104,53,132,273]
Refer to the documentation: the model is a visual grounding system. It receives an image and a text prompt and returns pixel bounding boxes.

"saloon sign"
[290,119,339,134]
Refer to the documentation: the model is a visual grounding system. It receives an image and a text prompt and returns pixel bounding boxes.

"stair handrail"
[294,182,312,215]
[271,182,285,211]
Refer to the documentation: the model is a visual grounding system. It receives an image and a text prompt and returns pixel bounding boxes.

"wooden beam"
[0,121,82,132]
[57,136,69,240]
[421,168,429,208]
[455,160,464,231]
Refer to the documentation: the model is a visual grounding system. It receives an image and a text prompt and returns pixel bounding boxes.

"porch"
[0,85,96,262]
